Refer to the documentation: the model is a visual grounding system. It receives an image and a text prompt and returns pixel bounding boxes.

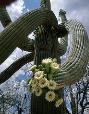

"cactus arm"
[0,6,11,27]
[57,9,68,56]
[54,20,89,85]
[0,8,58,64]
[0,6,34,52]
[0,52,34,84]
[57,24,68,56]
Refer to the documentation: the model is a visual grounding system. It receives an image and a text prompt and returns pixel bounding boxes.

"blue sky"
[24,0,40,11]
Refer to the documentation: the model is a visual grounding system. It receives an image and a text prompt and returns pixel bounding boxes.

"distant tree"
[0,80,31,114]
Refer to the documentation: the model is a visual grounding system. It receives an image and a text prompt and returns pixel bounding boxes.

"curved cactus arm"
[57,9,68,56]
[0,6,11,27]
[0,6,34,54]
[0,52,34,84]
[57,25,68,56]
[54,20,89,85]
[0,8,58,64]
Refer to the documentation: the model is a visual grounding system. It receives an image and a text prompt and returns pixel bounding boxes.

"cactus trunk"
[31,25,65,114]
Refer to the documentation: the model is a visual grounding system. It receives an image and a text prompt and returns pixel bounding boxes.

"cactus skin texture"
[54,20,89,85]
[0,6,11,27]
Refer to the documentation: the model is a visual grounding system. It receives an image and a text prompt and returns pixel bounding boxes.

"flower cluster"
[28,58,64,108]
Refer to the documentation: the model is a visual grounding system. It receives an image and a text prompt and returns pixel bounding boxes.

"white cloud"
[0,48,22,72]
[0,22,4,32]
[28,32,35,39]
[6,0,25,21]
[0,47,29,73]
[68,8,89,34]
[50,0,89,34]
[50,0,65,19]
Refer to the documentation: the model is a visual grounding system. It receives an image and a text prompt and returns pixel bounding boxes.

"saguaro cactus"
[0,0,89,114]
[0,6,11,27]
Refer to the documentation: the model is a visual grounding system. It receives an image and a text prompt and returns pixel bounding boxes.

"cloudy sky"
[0,0,89,32]
[51,0,89,34]
[0,0,89,71]
[9,0,89,34]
